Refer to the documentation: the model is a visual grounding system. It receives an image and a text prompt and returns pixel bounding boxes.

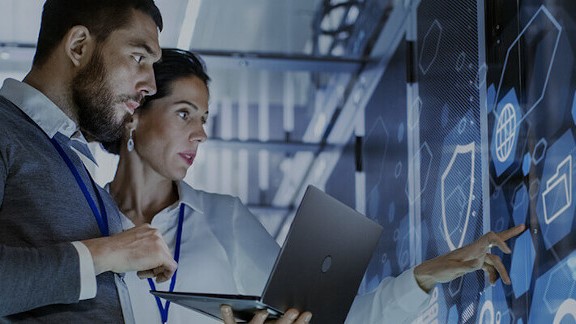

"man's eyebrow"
[129,40,160,59]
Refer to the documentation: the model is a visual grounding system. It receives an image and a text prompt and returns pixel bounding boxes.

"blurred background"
[2,0,576,322]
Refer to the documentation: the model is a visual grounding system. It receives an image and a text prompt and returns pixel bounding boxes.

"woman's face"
[132,75,209,180]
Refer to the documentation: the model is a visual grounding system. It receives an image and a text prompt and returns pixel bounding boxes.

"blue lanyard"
[148,203,185,324]
[50,137,109,236]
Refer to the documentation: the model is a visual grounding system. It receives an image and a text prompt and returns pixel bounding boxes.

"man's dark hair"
[33,0,163,67]
[102,48,210,154]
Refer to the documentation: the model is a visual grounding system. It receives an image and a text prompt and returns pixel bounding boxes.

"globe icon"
[495,103,517,162]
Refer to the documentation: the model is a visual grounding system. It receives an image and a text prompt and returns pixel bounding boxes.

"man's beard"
[72,50,131,142]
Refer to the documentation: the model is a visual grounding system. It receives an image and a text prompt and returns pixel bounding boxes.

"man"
[0,0,177,322]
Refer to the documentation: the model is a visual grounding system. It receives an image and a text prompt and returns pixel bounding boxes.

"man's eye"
[133,55,143,63]
[178,111,189,120]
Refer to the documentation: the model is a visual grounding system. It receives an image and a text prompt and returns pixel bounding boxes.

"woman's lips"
[178,152,196,166]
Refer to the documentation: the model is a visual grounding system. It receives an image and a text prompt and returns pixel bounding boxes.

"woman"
[104,49,524,324]
[104,49,311,324]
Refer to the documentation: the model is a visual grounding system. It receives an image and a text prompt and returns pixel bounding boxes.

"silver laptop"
[151,185,383,323]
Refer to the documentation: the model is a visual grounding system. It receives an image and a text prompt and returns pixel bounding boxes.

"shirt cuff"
[71,241,97,300]
[393,267,431,312]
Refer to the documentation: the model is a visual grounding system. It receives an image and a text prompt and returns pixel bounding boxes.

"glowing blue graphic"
[542,155,572,225]
[512,184,529,226]
[528,252,576,324]
[552,299,576,324]
[533,138,548,165]
[495,6,562,123]
[491,89,522,176]
[365,116,390,222]
[522,153,531,176]
[536,131,576,249]
[442,142,476,250]
[478,281,512,324]
[394,216,411,271]
[491,189,510,233]
[510,231,536,298]
[449,276,464,298]
[495,104,516,162]
[487,84,496,114]
[448,304,459,323]
[456,52,466,72]
[419,20,443,74]
[407,142,433,203]
[476,63,488,89]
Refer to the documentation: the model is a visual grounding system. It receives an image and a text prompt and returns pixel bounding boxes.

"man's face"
[73,9,161,142]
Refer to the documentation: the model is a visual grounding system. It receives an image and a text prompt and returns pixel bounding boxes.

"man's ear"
[64,26,94,67]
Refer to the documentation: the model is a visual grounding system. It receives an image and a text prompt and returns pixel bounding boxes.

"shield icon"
[441,142,476,251]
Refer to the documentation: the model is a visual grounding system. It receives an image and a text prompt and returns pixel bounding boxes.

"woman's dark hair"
[146,48,210,102]
[33,0,163,67]
[102,48,210,154]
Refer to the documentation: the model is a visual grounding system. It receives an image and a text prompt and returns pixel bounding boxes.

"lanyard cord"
[148,203,185,324]
[50,137,109,236]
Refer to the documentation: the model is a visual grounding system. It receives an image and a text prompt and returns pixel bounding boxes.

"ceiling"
[0,0,398,240]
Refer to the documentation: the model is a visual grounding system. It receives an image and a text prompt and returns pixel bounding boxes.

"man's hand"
[220,305,312,324]
[82,224,178,283]
[414,224,526,292]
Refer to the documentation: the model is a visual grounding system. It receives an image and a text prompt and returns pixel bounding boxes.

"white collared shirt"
[116,181,280,324]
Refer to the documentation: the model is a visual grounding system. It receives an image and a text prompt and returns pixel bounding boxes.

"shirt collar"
[176,181,205,214]
[0,78,82,140]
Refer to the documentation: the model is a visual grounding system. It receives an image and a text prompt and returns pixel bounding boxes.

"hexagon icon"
[510,231,536,298]
[512,184,529,226]
[528,251,576,324]
[419,20,442,74]
[536,130,576,249]
[491,89,523,176]
[495,6,561,121]
[522,153,531,175]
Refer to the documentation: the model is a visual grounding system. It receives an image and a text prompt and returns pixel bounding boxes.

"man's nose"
[138,65,157,97]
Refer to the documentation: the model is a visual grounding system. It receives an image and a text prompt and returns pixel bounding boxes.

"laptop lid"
[152,185,383,323]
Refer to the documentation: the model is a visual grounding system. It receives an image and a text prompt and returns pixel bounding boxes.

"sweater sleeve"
[0,143,83,316]
[0,243,82,316]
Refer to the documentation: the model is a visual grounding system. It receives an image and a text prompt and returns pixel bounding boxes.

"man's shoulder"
[0,95,28,124]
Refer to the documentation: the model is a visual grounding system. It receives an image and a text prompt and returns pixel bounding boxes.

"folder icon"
[542,155,572,225]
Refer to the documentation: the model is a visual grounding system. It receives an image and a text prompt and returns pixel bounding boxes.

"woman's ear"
[64,26,93,67]
[125,114,140,133]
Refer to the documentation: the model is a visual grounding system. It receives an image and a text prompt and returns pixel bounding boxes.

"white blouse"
[120,181,279,324]
[118,181,430,324]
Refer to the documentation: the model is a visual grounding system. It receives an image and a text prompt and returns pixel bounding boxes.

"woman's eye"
[133,55,143,63]
[178,111,189,120]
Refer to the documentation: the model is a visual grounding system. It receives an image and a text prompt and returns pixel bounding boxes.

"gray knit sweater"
[0,95,126,322]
